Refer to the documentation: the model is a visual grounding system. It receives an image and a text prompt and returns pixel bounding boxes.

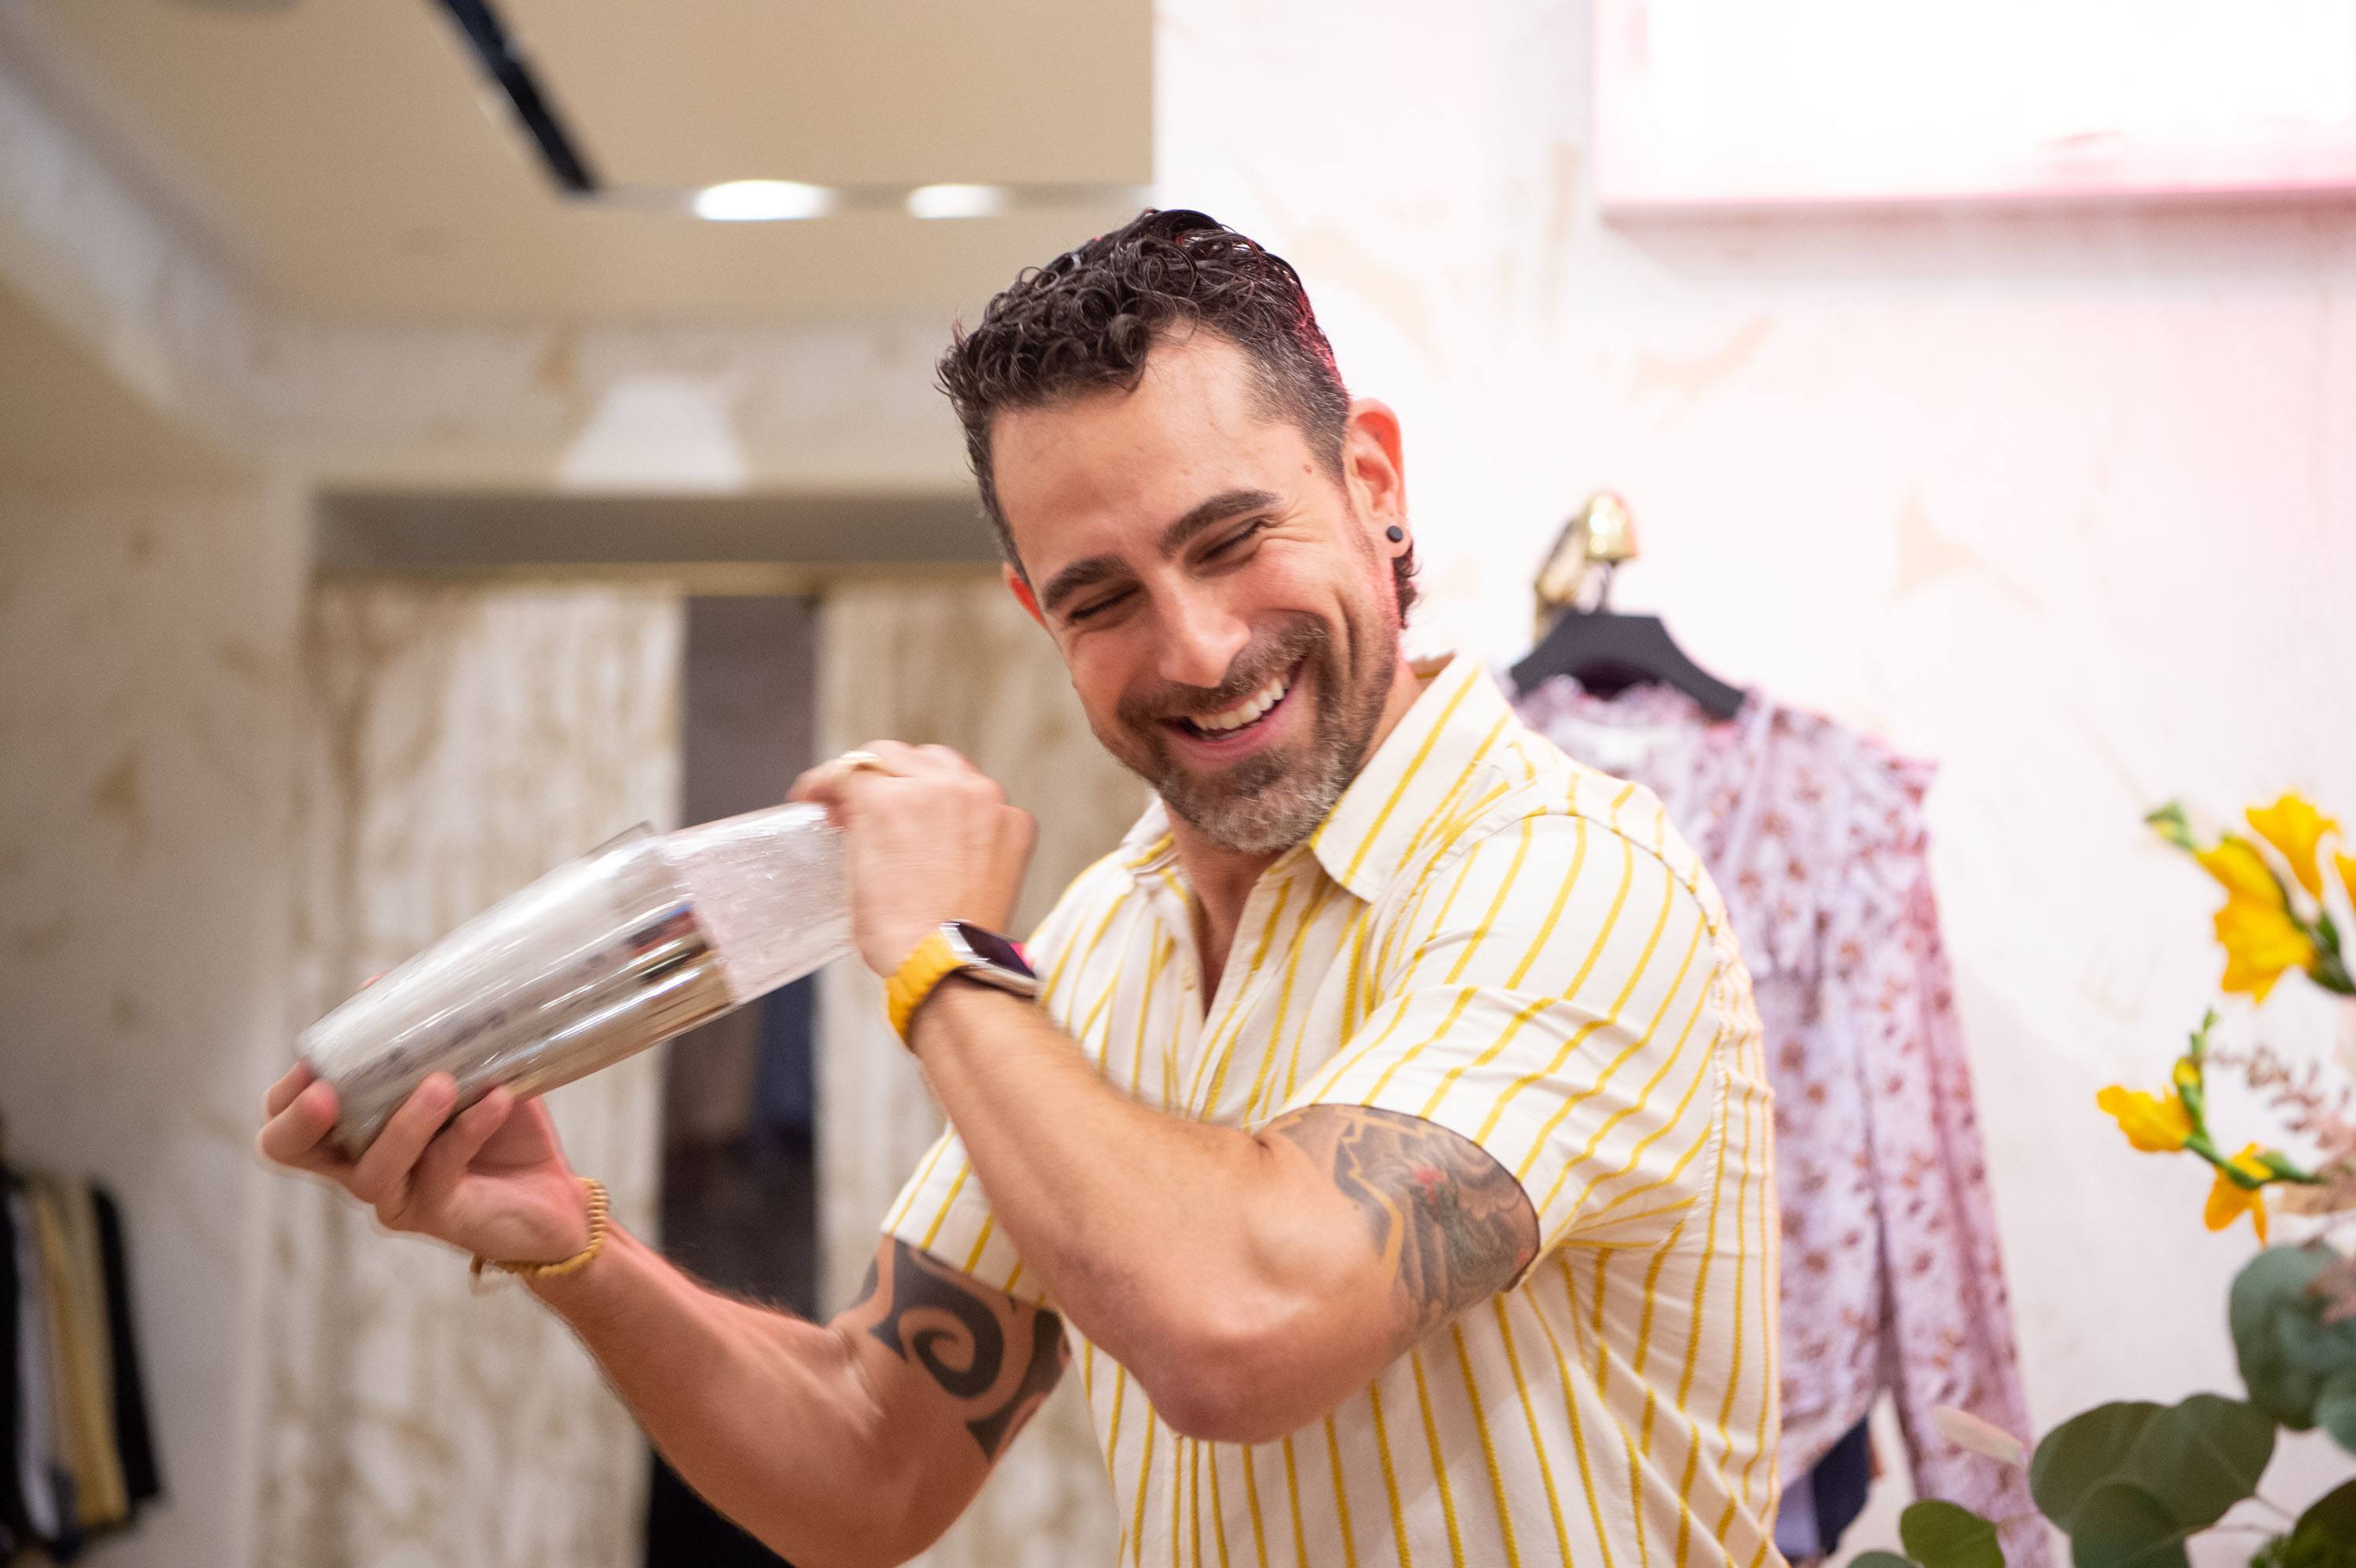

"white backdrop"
[1156,0,2356,1549]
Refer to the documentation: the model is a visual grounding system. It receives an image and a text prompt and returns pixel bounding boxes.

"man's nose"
[1156,588,1251,692]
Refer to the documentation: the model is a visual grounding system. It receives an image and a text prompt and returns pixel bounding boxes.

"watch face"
[950,921,1034,978]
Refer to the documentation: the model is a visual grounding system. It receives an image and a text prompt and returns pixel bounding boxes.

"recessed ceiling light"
[692,181,836,222]
[905,184,1009,220]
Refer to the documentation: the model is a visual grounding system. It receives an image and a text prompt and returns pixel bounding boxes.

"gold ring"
[836,748,898,777]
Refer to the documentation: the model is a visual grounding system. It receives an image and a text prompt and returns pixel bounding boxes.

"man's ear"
[1342,398,1407,532]
[1005,563,1047,630]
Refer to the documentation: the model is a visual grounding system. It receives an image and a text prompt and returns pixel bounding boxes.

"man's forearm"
[528,1224,916,1568]
[906,984,1323,1403]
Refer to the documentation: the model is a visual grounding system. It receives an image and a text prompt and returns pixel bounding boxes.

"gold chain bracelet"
[470,1177,609,1286]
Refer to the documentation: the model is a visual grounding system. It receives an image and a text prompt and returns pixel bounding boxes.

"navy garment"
[1775,1416,1875,1560]
[1811,1417,1875,1553]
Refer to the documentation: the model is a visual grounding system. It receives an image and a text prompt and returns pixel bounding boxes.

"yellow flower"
[2204,1144,2273,1244]
[2197,836,2287,906]
[2246,795,2338,899]
[2340,850,2356,916]
[2097,1085,2193,1153]
[2214,895,2318,1002]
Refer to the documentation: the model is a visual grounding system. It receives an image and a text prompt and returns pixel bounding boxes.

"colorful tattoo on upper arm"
[1264,1105,1539,1342]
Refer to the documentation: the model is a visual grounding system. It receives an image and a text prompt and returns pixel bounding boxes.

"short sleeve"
[1284,813,1730,1258]
[881,1127,1051,1307]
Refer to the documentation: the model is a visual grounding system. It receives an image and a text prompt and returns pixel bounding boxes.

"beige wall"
[0,479,308,1567]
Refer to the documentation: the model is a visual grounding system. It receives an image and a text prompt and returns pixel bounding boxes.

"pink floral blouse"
[1515,677,2042,1558]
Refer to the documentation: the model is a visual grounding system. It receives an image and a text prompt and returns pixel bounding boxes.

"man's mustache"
[1118,625,1323,725]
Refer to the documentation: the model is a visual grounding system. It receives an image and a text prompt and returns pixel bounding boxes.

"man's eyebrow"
[1037,488,1282,616]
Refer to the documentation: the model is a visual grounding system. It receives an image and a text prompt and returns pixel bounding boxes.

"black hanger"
[1508,494,1747,722]
[1509,605,1747,721]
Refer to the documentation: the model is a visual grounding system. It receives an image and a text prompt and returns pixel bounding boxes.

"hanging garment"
[0,1175,24,1555]
[31,1177,123,1537]
[1773,1416,1875,1562]
[90,1187,160,1511]
[1515,677,2042,1557]
[0,1172,160,1561]
[52,1179,127,1530]
[7,1181,61,1548]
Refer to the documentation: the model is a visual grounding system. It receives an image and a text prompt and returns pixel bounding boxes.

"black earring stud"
[1385,525,1405,544]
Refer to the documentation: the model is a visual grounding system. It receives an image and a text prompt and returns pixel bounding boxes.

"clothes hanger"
[1507,492,1747,722]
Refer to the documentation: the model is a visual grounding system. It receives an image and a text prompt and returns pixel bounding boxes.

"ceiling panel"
[3,0,1151,322]
[507,0,1150,188]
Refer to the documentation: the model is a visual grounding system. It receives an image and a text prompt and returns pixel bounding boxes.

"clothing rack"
[1,1109,163,1563]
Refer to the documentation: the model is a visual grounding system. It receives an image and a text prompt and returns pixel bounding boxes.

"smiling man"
[258,210,1781,1568]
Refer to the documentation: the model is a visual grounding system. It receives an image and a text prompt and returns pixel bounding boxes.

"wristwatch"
[886,920,1039,1043]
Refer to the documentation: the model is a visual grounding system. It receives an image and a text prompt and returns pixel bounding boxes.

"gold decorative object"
[1534,491,1642,635]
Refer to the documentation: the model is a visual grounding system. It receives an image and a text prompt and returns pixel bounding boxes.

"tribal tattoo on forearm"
[848,1239,1069,1461]
[1265,1106,1539,1343]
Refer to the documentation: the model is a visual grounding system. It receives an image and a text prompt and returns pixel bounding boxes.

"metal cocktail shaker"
[299,802,851,1158]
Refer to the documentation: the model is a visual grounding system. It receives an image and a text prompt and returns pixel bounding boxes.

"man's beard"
[1099,604,1399,856]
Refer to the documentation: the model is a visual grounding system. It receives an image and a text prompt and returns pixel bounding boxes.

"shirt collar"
[1308,651,1513,900]
[1114,651,1513,900]
[1118,799,1177,872]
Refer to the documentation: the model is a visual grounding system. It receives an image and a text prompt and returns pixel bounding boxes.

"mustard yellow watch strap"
[886,929,965,1043]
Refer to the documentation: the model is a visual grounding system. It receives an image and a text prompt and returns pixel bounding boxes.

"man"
[259,209,1780,1568]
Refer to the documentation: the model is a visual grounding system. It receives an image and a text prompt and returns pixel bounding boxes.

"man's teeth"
[1191,674,1289,733]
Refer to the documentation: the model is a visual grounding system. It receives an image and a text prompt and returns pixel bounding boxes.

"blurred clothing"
[1,1171,158,1562]
[1516,677,2041,1560]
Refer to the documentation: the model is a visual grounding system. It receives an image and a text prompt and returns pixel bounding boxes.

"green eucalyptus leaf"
[2285,1309,2356,1378]
[2293,1480,2356,1551]
[2244,1351,2325,1431]
[2065,1481,2191,1568]
[1852,1552,1919,1568]
[2234,1248,2339,1426]
[2233,1248,2331,1332]
[2032,1403,2164,1529]
[2314,1368,2356,1456]
[1901,1500,2005,1568]
[2123,1394,2274,1530]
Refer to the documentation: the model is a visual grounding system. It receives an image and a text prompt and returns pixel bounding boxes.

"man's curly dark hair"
[938,208,1417,620]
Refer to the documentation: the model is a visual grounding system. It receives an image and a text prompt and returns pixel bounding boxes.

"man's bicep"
[832,1236,1070,1483]
[1259,1104,1538,1347]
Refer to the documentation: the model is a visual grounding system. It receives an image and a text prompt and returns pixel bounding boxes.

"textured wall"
[0,481,307,1567]
[1154,0,2356,1551]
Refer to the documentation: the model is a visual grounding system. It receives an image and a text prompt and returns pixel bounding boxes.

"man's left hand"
[788,741,1037,978]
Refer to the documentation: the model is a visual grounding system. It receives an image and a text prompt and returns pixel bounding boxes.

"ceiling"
[1,0,1152,323]
[0,280,240,488]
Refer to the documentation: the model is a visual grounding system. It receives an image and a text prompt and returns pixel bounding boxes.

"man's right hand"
[256,1063,593,1266]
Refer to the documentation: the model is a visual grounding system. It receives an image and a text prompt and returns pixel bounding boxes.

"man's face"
[993,331,1405,856]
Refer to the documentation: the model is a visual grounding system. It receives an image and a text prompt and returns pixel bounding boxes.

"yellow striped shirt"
[885,653,1781,1568]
